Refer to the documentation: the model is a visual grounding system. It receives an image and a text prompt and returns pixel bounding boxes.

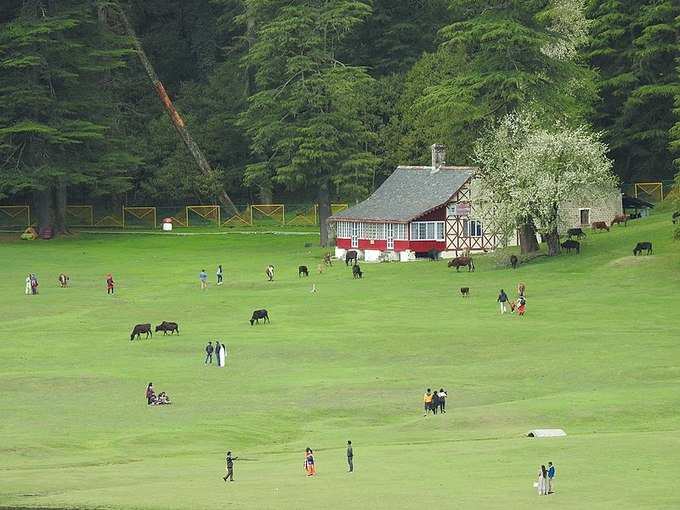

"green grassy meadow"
[1,212,679,510]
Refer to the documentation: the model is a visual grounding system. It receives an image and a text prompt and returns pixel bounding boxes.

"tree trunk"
[317,181,332,247]
[258,186,272,204]
[34,188,53,233]
[111,3,238,216]
[518,219,539,254]
[545,228,561,256]
[53,180,68,234]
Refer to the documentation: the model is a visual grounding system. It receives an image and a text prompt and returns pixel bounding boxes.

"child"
[216,265,223,285]
[106,274,115,294]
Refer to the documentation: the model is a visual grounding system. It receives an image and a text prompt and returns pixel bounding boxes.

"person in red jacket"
[106,274,115,294]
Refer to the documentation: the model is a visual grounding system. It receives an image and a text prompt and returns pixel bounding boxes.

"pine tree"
[240,0,379,246]
[587,0,680,181]
[0,0,137,233]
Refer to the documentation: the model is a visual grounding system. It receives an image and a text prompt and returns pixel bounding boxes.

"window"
[364,223,386,240]
[463,219,483,237]
[337,221,351,238]
[579,209,590,226]
[410,221,445,241]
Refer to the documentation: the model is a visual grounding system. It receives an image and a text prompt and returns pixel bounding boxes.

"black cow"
[427,249,440,261]
[352,264,363,279]
[510,254,518,269]
[673,211,680,224]
[155,321,179,335]
[130,323,152,341]
[345,250,358,266]
[561,240,580,254]
[633,242,653,256]
[460,287,470,297]
[567,228,586,239]
[250,309,269,325]
[298,265,309,277]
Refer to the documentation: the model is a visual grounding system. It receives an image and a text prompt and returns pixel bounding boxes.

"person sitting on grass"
[156,392,171,405]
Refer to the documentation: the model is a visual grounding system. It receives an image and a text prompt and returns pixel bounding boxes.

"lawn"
[1,212,679,510]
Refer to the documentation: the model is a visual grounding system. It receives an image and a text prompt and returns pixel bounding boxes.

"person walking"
[497,289,508,314]
[423,389,433,417]
[304,448,316,476]
[547,462,556,494]
[346,440,354,473]
[216,265,224,286]
[223,451,238,482]
[431,390,439,415]
[106,274,115,294]
[30,274,39,295]
[438,388,447,413]
[205,342,214,364]
[199,269,208,290]
[517,295,527,316]
[25,274,32,295]
[536,465,548,495]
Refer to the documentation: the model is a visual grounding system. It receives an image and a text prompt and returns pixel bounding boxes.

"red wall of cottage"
[357,239,387,250]
[413,205,446,222]
[409,240,446,252]
[336,238,351,249]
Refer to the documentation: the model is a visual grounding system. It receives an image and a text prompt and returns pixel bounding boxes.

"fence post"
[122,206,125,228]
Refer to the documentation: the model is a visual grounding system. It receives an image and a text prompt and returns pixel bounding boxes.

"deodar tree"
[475,112,618,256]
[0,1,137,234]
[240,0,378,246]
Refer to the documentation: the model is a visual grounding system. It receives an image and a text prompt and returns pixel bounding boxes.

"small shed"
[527,429,567,438]
[622,194,654,219]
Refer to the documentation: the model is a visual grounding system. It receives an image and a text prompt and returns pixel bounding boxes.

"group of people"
[536,462,556,495]
[145,383,171,405]
[204,341,227,367]
[223,441,354,482]
[422,388,448,416]
[497,283,526,316]
[199,265,225,289]
[24,273,39,295]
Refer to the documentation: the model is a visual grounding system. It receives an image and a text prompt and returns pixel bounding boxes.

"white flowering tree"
[474,112,618,256]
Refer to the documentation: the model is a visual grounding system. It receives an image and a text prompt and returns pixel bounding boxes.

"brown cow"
[611,214,628,227]
[448,256,475,272]
[591,221,609,232]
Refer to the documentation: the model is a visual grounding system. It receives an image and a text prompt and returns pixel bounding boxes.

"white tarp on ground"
[527,429,567,438]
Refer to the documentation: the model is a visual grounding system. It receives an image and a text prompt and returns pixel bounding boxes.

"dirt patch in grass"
[607,256,655,268]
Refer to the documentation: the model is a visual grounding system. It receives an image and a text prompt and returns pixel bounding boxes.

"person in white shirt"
[437,388,447,413]
[216,264,224,285]
[25,274,31,295]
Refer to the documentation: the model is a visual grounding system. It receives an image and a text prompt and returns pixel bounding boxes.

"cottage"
[329,144,623,262]
[329,145,504,261]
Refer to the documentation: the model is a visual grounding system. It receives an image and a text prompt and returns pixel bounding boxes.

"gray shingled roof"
[330,166,474,223]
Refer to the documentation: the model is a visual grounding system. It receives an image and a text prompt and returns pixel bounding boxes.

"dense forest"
[0,0,678,238]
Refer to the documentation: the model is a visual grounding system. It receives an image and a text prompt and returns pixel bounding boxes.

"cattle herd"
[560,213,654,257]
[129,211,660,339]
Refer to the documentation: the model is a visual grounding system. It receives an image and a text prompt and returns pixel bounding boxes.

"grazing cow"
[460,287,470,297]
[427,249,440,261]
[611,214,628,227]
[673,211,680,224]
[130,323,152,341]
[510,254,518,269]
[345,250,358,266]
[592,221,609,232]
[265,265,274,281]
[448,256,475,272]
[250,309,269,325]
[298,265,309,277]
[155,321,179,335]
[352,264,363,279]
[567,227,586,239]
[633,242,653,256]
[561,239,580,254]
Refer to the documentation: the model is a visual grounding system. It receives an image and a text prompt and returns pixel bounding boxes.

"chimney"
[431,144,446,172]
